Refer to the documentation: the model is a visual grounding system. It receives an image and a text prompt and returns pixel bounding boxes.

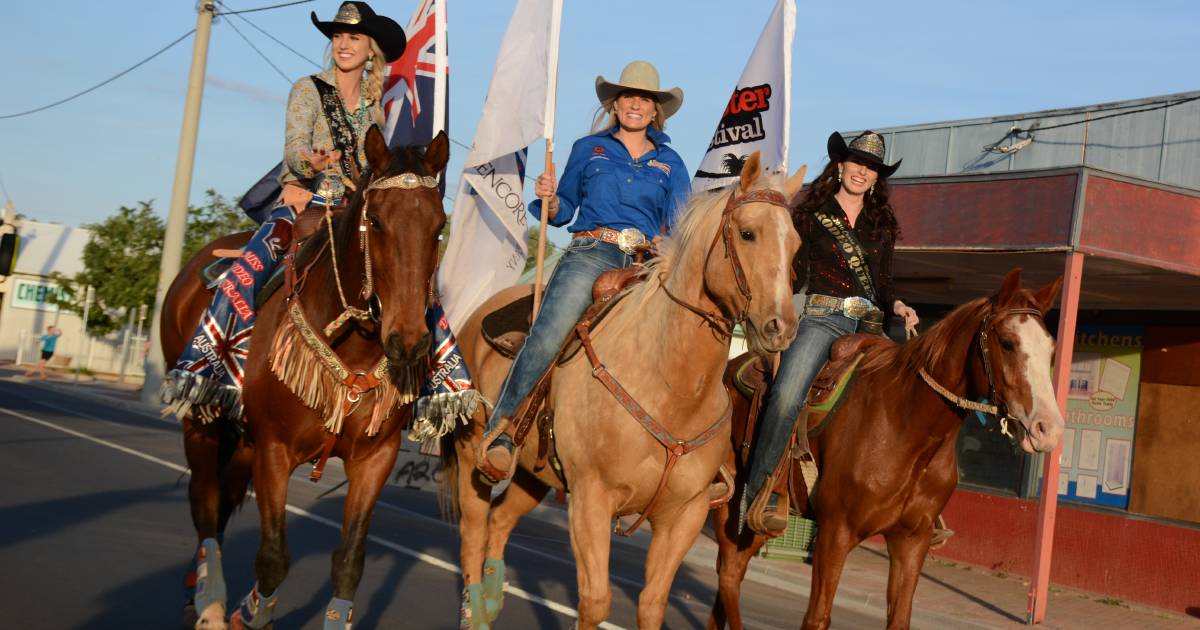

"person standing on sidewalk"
[24,326,62,381]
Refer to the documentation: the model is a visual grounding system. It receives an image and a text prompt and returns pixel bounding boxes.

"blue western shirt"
[530,126,690,238]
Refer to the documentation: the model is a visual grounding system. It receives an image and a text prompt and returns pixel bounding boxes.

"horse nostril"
[764,318,781,337]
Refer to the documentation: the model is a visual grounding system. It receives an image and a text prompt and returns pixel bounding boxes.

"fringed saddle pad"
[269,302,417,436]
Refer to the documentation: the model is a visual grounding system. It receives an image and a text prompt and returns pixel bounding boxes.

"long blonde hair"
[324,37,386,109]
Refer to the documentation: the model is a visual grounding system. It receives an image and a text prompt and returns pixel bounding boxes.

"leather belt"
[572,227,647,254]
[806,294,884,333]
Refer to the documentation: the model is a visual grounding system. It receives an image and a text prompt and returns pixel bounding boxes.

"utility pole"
[142,1,216,403]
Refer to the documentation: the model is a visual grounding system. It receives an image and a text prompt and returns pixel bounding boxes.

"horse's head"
[974,268,1065,453]
[707,152,804,353]
[357,126,449,367]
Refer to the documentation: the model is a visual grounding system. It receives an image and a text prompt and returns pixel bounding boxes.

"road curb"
[0,372,168,422]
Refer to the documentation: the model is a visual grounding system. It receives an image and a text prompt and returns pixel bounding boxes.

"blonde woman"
[166,2,405,434]
[477,60,691,483]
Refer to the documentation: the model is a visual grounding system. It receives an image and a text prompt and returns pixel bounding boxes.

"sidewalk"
[3,363,1195,629]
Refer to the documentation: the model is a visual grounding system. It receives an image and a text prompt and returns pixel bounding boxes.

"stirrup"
[746,489,790,537]
[476,419,516,485]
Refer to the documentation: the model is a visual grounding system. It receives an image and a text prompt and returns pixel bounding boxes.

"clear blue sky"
[3,0,1199,240]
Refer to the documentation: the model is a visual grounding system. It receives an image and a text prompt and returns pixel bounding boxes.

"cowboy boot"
[476,419,515,484]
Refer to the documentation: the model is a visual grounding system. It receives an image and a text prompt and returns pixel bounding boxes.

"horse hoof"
[195,602,228,629]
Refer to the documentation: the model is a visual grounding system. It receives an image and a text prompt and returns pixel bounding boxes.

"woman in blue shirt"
[478,60,690,483]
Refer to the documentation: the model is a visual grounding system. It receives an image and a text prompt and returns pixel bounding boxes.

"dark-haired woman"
[744,130,919,535]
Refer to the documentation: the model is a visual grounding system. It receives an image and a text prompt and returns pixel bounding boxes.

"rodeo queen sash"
[410,299,486,456]
[814,210,878,304]
[311,76,363,185]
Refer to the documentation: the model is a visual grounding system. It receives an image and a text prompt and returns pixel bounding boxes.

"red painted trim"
[1079,176,1200,274]
[934,488,1200,614]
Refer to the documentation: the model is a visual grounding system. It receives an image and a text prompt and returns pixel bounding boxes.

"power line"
[219,9,293,84]
[216,0,322,68]
[215,0,315,16]
[0,29,196,120]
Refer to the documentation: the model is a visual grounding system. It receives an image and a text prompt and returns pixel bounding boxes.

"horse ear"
[996,268,1023,304]
[738,151,763,194]
[365,125,392,173]
[425,130,450,175]
[1032,275,1064,314]
[783,164,807,201]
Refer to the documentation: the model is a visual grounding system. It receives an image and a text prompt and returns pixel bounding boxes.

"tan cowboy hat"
[595,60,684,120]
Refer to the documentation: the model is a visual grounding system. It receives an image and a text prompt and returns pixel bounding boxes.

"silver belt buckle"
[842,296,871,320]
[616,228,645,254]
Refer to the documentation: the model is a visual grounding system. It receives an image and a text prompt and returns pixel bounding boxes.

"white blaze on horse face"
[1013,316,1064,453]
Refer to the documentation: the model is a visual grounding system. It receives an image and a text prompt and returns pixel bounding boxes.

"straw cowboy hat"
[827,130,902,178]
[311,1,407,62]
[595,60,684,120]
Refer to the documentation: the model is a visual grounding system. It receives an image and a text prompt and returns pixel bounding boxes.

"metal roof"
[847,90,1200,191]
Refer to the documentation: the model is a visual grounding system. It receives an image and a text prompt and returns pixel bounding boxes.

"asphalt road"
[0,376,882,629]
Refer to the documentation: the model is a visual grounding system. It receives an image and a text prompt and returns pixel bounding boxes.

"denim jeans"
[744,308,867,507]
[487,238,631,428]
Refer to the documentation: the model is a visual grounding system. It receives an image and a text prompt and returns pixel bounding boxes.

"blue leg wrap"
[322,597,354,630]
[481,559,507,622]
[232,582,278,629]
[193,538,227,618]
[460,584,490,630]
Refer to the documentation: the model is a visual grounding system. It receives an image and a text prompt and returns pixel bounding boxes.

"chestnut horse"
[443,156,804,629]
[160,128,448,629]
[708,269,1065,630]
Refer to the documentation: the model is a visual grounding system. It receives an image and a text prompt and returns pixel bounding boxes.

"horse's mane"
[858,296,991,381]
[630,174,785,308]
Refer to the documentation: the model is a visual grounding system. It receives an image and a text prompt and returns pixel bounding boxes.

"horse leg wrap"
[481,559,507,622]
[192,538,227,625]
[323,597,354,630]
[460,584,490,630]
[230,582,277,629]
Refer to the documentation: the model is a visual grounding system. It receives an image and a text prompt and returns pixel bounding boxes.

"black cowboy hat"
[827,130,902,179]
[311,1,407,62]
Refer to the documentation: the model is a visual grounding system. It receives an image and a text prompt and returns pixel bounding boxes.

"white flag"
[438,0,561,330]
[693,0,795,191]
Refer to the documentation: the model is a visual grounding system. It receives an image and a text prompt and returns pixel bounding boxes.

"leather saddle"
[481,265,648,360]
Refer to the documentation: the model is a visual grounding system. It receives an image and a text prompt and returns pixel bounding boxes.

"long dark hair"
[795,161,900,241]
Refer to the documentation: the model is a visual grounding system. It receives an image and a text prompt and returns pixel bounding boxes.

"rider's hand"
[535,164,559,220]
[894,300,919,332]
[302,149,341,173]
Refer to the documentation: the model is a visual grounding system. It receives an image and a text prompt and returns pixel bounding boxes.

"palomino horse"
[707,268,1065,630]
[443,154,805,629]
[160,127,448,629]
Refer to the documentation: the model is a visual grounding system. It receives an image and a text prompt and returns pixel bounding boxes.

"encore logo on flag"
[708,83,773,151]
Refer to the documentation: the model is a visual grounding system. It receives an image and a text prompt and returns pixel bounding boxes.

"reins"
[918,305,1045,437]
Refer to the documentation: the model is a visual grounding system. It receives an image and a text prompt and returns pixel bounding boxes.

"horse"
[159,127,449,629]
[439,153,805,630]
[707,268,1066,630]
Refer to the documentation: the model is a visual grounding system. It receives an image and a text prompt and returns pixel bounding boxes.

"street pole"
[75,285,94,384]
[142,1,216,403]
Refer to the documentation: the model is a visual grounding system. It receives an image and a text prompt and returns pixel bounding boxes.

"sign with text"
[1053,325,1143,509]
[10,278,67,312]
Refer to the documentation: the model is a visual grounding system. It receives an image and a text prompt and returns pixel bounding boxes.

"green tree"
[523,227,559,274]
[183,189,257,261]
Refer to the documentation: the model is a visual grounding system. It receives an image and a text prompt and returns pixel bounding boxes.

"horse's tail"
[436,429,460,524]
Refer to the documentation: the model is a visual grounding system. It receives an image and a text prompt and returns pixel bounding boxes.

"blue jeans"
[744,308,866,507]
[487,238,632,431]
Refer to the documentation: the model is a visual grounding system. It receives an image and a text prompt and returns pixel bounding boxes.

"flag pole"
[432,0,448,137]
[532,0,563,319]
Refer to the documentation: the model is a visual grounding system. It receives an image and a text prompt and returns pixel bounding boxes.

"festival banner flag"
[693,0,795,191]
[437,0,562,331]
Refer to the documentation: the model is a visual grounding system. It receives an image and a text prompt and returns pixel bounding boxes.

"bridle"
[661,187,790,338]
[918,304,1045,438]
[321,171,439,337]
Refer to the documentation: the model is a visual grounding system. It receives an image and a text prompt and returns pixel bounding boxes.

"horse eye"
[368,215,382,231]
[999,337,1016,352]
[740,229,755,242]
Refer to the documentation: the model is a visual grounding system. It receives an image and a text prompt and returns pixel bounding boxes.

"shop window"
[956,415,1025,494]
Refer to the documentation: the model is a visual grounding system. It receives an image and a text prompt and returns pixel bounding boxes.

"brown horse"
[160,128,448,629]
[708,269,1065,630]
[442,155,805,629]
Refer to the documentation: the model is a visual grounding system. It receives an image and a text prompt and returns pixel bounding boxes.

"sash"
[814,210,877,304]
[310,76,363,183]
